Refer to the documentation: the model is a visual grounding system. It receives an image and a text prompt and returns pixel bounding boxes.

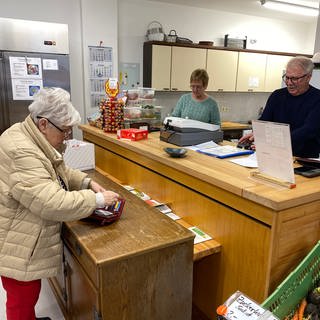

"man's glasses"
[282,73,309,83]
[37,116,72,137]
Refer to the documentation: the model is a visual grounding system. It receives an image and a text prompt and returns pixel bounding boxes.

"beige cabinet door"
[265,54,291,92]
[151,45,171,91]
[171,46,207,91]
[236,52,267,92]
[206,50,238,92]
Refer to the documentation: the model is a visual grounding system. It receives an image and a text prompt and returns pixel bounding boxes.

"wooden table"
[49,170,194,320]
[80,124,320,319]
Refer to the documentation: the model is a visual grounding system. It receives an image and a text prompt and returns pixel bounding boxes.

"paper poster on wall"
[9,56,43,100]
[11,78,43,100]
[43,59,58,70]
[9,56,42,79]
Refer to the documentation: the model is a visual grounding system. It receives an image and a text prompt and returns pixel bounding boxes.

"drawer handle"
[75,242,82,256]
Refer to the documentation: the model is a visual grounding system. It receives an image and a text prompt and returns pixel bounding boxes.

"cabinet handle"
[217,89,224,92]
[171,88,178,91]
[75,242,82,256]
[163,88,170,91]
[248,89,254,92]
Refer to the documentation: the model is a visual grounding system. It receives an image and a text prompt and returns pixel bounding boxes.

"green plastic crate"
[261,241,320,319]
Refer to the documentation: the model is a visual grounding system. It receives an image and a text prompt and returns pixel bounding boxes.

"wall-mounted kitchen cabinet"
[143,41,304,93]
[148,44,172,91]
[206,50,238,92]
[143,43,206,91]
[264,54,291,92]
[236,52,267,92]
[171,46,206,91]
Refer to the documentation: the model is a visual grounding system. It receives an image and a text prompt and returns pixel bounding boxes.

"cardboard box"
[117,128,148,141]
[63,139,95,171]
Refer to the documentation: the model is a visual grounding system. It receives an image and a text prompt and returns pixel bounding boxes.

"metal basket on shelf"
[166,30,177,43]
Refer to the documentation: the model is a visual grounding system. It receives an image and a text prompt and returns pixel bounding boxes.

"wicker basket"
[146,21,164,41]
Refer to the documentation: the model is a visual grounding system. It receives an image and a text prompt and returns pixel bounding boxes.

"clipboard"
[197,145,254,159]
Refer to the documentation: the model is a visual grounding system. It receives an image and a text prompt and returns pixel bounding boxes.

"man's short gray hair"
[28,87,81,127]
[287,56,314,74]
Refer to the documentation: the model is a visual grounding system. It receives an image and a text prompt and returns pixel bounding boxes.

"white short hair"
[28,87,81,127]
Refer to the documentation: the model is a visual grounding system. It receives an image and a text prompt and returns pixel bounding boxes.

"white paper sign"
[252,120,295,184]
[248,76,259,88]
[226,294,266,320]
[9,56,42,79]
[43,59,58,70]
[11,79,43,100]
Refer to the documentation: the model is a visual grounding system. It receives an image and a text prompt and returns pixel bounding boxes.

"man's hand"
[237,133,255,150]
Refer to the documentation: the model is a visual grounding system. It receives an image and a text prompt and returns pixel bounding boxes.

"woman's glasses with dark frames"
[37,116,72,137]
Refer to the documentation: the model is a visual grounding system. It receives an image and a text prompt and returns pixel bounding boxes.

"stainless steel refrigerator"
[0,17,70,133]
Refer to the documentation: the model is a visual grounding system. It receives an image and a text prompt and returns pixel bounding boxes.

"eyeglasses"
[282,73,309,83]
[190,84,204,90]
[37,116,72,137]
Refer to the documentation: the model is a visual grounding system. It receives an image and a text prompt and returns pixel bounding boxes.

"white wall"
[0,0,117,139]
[119,0,317,122]
[1,0,319,128]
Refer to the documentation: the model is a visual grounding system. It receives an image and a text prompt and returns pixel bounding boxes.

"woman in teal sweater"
[171,69,221,125]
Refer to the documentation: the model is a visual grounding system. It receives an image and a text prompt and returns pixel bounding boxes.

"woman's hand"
[90,180,106,193]
[101,191,120,206]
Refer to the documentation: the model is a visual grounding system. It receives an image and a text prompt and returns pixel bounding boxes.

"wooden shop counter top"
[79,124,320,319]
[50,170,194,320]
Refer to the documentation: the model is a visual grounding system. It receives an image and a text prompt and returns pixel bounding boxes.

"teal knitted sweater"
[171,93,220,125]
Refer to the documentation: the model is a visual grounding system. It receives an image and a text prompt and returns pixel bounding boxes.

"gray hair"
[287,56,314,74]
[29,87,81,127]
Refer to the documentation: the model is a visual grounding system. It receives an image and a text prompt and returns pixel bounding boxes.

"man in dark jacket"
[239,56,320,158]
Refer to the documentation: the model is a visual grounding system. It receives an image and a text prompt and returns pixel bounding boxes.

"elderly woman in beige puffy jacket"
[0,87,119,320]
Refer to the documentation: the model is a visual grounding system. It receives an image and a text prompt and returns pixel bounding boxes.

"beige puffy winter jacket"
[0,115,97,281]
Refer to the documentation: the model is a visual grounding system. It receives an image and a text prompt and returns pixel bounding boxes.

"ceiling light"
[260,0,319,17]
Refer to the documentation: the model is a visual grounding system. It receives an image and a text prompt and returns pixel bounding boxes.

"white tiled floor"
[0,279,65,320]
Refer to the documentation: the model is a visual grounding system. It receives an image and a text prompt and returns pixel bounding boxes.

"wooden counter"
[49,170,194,320]
[80,124,320,319]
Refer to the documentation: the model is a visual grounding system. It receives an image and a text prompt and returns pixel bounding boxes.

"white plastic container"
[138,87,155,99]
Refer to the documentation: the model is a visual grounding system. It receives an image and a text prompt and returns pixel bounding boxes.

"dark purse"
[87,199,126,225]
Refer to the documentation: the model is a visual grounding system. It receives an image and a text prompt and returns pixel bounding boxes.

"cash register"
[160,116,223,146]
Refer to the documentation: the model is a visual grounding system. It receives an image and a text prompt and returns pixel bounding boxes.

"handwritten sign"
[225,294,278,320]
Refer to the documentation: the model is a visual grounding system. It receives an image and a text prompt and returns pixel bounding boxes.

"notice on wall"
[11,79,42,100]
[9,56,43,100]
[43,59,58,70]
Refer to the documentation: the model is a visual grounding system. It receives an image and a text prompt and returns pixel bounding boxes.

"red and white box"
[117,128,148,141]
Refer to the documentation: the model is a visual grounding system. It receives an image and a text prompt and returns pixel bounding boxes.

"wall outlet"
[220,106,230,112]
